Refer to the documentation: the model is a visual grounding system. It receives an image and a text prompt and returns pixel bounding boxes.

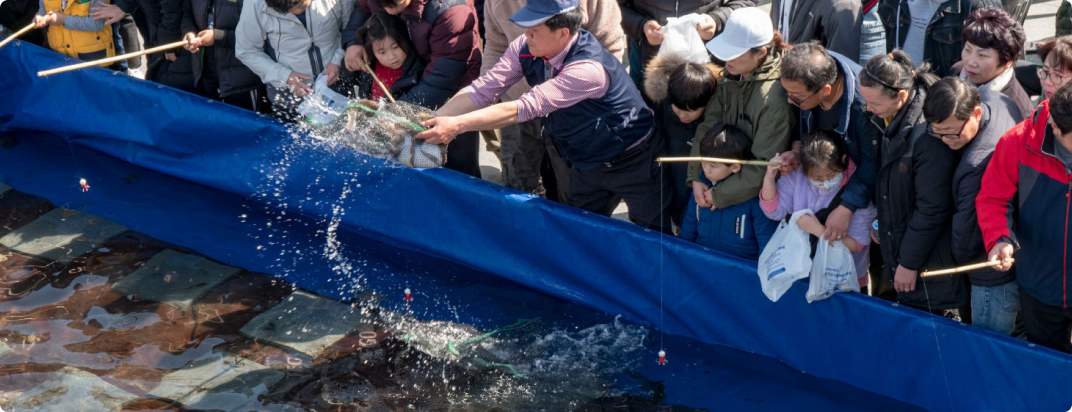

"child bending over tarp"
[759,129,877,289]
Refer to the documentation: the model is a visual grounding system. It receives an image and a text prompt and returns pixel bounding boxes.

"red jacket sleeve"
[977,113,1032,252]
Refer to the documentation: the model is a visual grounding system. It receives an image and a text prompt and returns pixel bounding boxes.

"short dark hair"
[800,129,849,175]
[781,42,839,92]
[1050,83,1072,134]
[923,77,981,124]
[1040,36,1072,73]
[667,62,719,111]
[859,49,939,98]
[357,12,415,68]
[265,0,304,14]
[699,124,752,160]
[962,7,1025,66]
[544,7,584,35]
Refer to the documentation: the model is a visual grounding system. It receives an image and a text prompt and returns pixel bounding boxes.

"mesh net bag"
[307,99,448,168]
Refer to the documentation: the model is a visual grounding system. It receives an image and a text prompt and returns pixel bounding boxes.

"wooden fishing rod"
[0,23,35,50]
[360,60,397,104]
[657,156,783,166]
[921,259,1013,277]
[37,39,189,76]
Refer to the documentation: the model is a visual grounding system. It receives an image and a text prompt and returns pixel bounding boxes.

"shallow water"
[0,132,928,411]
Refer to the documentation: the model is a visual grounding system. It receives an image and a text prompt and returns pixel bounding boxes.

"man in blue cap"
[415,0,670,233]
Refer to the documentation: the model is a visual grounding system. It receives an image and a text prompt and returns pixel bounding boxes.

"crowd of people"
[4,0,1072,353]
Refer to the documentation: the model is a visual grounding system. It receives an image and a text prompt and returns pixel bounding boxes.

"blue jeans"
[859,6,887,65]
[972,282,1021,335]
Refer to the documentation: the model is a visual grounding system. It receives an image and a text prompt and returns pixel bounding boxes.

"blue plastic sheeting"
[3,41,1072,411]
[0,131,926,410]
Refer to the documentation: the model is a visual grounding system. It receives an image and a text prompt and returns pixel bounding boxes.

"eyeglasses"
[928,119,968,140]
[788,87,821,107]
[1038,66,1071,83]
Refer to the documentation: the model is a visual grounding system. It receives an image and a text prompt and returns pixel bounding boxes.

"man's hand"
[778,150,801,175]
[196,29,215,48]
[692,181,713,210]
[90,1,125,25]
[344,45,369,72]
[696,14,718,41]
[164,51,177,61]
[821,206,853,245]
[893,265,918,293]
[643,20,664,46]
[988,242,1015,271]
[325,63,341,86]
[287,72,312,97]
[415,116,464,145]
[183,32,201,52]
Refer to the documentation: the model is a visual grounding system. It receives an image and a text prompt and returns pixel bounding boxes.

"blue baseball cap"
[509,0,579,28]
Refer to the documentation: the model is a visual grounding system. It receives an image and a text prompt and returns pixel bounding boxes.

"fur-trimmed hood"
[643,53,721,103]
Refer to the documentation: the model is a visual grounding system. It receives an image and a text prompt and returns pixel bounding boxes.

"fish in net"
[307,99,447,168]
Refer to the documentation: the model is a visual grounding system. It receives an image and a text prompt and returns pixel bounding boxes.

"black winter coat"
[872,85,967,309]
[618,0,754,75]
[877,0,999,77]
[950,91,1024,286]
[181,0,262,98]
[355,53,427,101]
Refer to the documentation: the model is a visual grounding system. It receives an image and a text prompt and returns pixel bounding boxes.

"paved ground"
[472,1,1062,221]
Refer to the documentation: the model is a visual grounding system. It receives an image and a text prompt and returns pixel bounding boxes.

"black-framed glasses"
[788,87,821,107]
[1038,66,1071,83]
[928,120,968,140]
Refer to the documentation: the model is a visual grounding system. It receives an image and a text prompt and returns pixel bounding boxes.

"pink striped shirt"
[460,33,609,123]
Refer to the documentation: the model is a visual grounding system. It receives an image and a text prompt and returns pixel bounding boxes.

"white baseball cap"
[705,8,774,61]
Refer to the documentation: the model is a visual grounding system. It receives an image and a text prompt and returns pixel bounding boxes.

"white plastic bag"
[657,13,710,64]
[297,75,350,125]
[806,240,859,302]
[757,209,814,302]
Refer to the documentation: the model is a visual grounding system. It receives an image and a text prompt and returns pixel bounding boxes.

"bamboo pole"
[656,156,783,166]
[360,60,396,104]
[0,23,35,50]
[37,39,188,76]
[921,259,1012,277]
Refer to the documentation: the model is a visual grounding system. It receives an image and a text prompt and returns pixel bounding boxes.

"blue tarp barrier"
[3,41,1072,411]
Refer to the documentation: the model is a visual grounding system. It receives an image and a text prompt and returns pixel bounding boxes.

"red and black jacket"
[978,100,1072,308]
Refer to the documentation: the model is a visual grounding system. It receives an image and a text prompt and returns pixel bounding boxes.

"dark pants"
[868,242,897,300]
[1020,289,1072,353]
[666,138,692,227]
[500,118,571,202]
[568,134,672,234]
[445,131,481,178]
[197,51,269,113]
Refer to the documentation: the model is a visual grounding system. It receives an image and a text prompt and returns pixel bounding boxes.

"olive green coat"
[687,50,796,209]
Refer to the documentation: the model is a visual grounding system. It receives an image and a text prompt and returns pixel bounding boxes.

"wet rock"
[0,209,126,261]
[110,249,241,311]
[240,290,376,358]
[145,352,284,411]
[7,366,138,412]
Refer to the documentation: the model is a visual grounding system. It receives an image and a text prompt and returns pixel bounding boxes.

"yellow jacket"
[43,0,114,63]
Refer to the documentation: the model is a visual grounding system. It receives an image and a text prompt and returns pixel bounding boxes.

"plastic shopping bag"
[805,240,859,302]
[298,75,350,125]
[657,13,710,64]
[757,209,814,302]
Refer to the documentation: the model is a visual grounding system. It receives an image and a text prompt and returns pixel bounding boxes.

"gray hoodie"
[236,0,353,89]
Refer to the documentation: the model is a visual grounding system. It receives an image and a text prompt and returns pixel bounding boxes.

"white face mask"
[810,173,843,191]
